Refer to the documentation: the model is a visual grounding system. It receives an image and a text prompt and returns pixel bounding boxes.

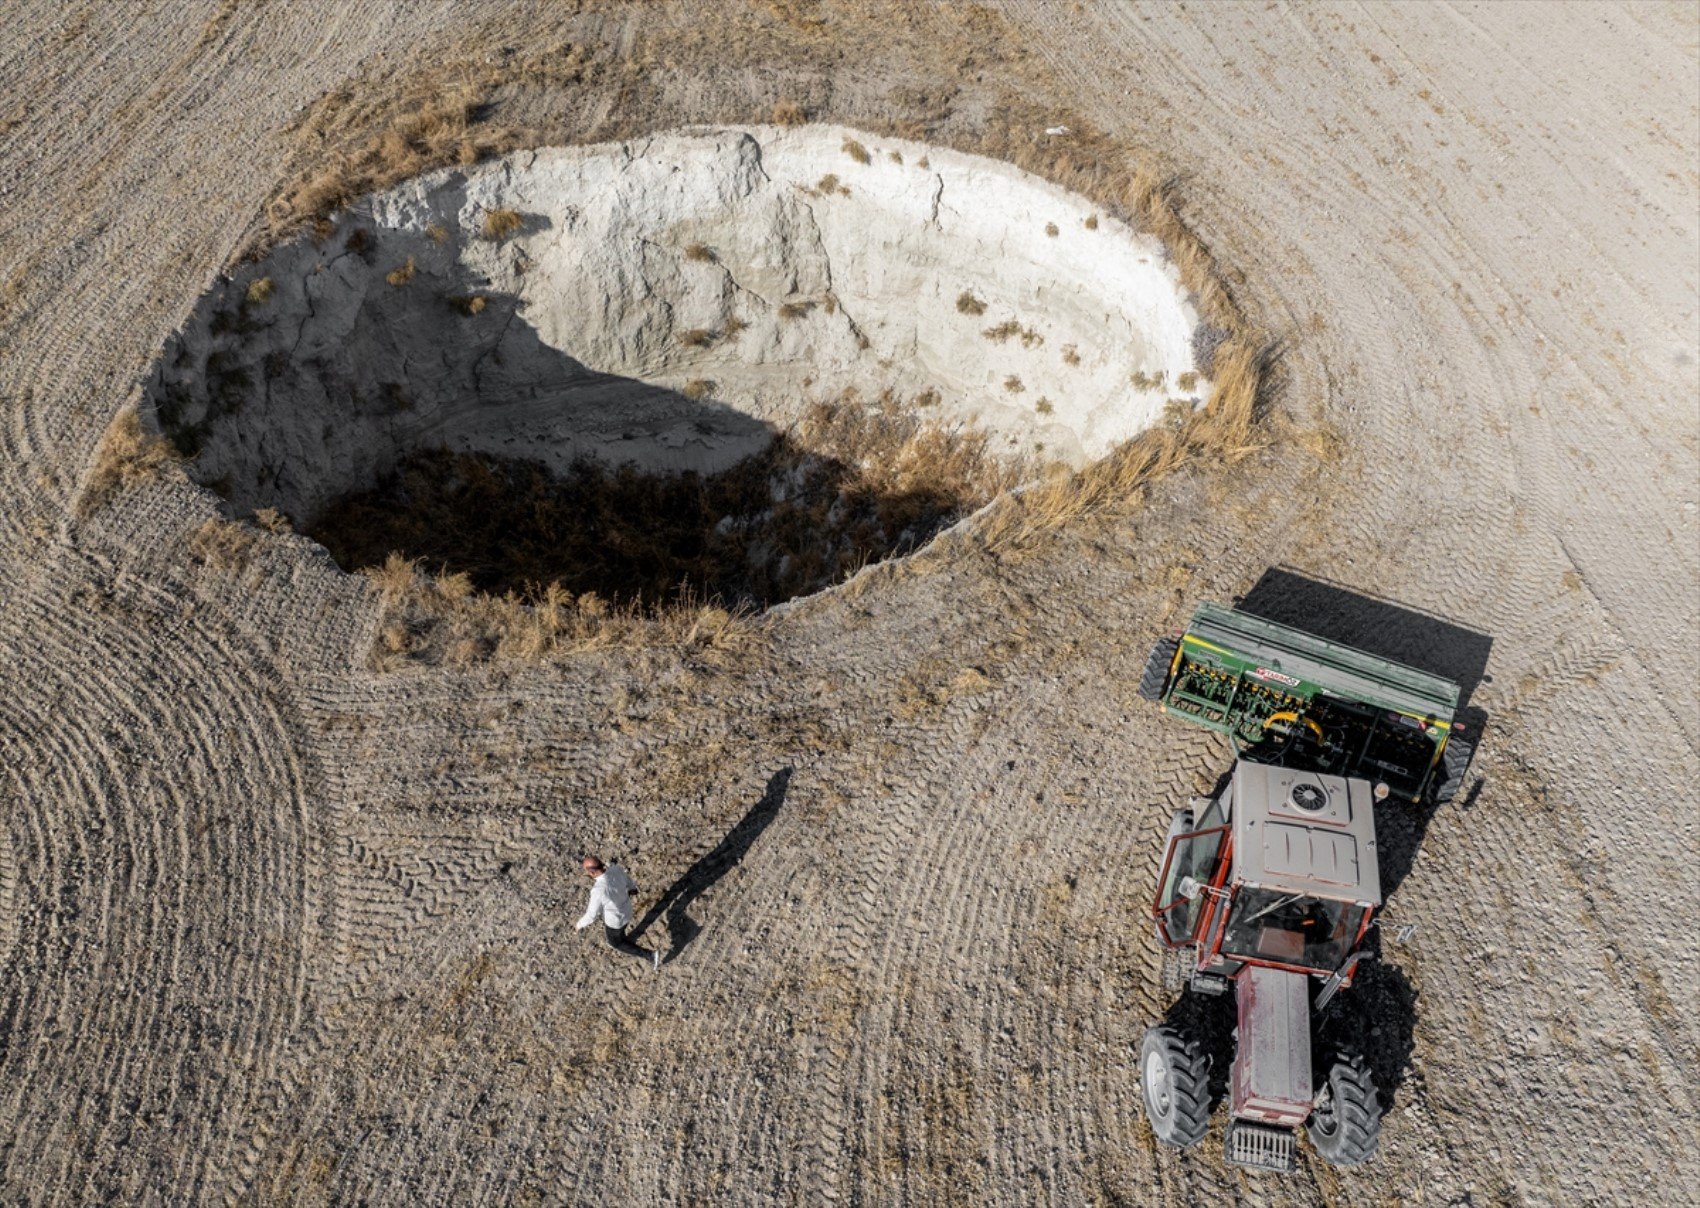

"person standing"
[575,856,661,970]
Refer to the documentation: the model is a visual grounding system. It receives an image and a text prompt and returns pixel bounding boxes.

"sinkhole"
[146,125,1211,609]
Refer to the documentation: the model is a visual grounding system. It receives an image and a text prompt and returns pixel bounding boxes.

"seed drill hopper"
[1133,602,1472,1172]
[1139,601,1472,804]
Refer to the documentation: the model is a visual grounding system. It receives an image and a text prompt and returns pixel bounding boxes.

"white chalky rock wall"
[147,125,1210,524]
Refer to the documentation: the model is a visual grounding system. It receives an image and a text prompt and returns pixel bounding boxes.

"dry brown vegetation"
[245,277,274,305]
[449,294,487,316]
[771,99,806,126]
[78,407,177,518]
[683,379,715,400]
[683,242,717,262]
[187,516,260,571]
[842,137,871,164]
[385,257,415,286]
[1003,376,1024,394]
[265,78,511,239]
[364,554,758,670]
[778,300,815,320]
[1044,222,1059,237]
[481,207,523,241]
[955,291,986,316]
[1084,214,1099,230]
[676,328,716,348]
[983,320,1043,348]
[1130,370,1166,390]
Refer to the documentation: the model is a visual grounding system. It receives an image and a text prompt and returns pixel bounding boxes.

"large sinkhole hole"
[146,126,1210,610]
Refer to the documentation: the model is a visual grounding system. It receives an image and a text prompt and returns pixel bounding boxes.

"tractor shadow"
[631,767,792,962]
[1317,944,1419,1112]
[1234,567,1494,901]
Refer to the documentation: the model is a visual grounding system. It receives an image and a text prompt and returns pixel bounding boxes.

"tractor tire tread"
[1139,1024,1211,1148]
[1138,636,1180,703]
[1308,1051,1381,1168]
[1433,734,1475,804]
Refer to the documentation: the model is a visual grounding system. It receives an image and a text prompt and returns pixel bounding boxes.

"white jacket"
[576,864,637,930]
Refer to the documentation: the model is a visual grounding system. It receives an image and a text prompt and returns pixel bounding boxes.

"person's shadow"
[632,767,792,962]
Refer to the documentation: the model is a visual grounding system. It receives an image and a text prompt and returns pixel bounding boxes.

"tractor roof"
[1188,602,1461,723]
[1231,761,1382,906]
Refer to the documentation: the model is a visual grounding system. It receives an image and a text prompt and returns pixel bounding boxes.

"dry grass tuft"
[778,300,815,320]
[812,173,850,197]
[1084,214,1099,230]
[1061,344,1081,366]
[254,506,292,533]
[78,407,178,518]
[245,277,275,305]
[683,242,717,263]
[385,256,416,286]
[425,222,449,244]
[1044,222,1059,237]
[842,137,871,164]
[1035,397,1054,415]
[1131,370,1166,390]
[676,328,717,348]
[771,99,806,126]
[481,207,523,241]
[683,379,715,400]
[956,291,987,316]
[1177,371,1199,392]
[984,320,1043,348]
[1003,375,1024,394]
[888,149,904,164]
[187,516,259,571]
[449,294,487,316]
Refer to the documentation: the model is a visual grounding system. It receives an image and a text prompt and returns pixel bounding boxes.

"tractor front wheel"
[1138,636,1180,702]
[1138,1024,1211,1147]
[1307,1052,1381,1166]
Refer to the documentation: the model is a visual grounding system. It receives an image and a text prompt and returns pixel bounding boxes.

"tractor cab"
[1154,761,1380,990]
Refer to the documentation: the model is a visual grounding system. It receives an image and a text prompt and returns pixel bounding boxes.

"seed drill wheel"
[1138,636,1180,702]
[1139,1024,1211,1147]
[1307,1051,1381,1166]
[1432,733,1476,804]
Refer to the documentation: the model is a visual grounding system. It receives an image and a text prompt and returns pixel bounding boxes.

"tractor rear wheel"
[1307,1051,1381,1166]
[1138,636,1180,702]
[1139,1024,1211,1147]
[1432,734,1476,804]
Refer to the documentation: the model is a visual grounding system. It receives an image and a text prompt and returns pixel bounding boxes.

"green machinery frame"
[1149,603,1464,801]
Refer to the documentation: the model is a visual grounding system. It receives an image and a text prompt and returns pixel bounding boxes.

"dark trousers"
[604,923,650,961]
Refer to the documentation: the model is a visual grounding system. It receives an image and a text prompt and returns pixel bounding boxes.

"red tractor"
[1136,603,1469,1171]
